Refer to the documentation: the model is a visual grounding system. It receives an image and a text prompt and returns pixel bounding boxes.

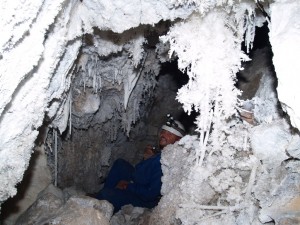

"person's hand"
[116,180,129,190]
[143,145,155,160]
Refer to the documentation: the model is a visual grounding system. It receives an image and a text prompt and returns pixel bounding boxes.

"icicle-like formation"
[233,1,265,53]
[47,40,81,135]
[109,121,118,142]
[123,51,148,109]
[161,11,249,165]
[69,91,72,135]
[127,35,147,68]
[73,35,159,137]
[78,53,105,93]
[54,129,58,187]
[133,98,137,124]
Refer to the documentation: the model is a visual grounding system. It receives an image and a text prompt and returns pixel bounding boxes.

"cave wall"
[1,0,300,221]
[53,41,161,192]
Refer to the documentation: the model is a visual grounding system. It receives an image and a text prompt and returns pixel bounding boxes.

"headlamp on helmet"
[161,114,186,137]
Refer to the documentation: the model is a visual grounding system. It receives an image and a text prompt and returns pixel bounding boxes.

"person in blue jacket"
[96,116,186,213]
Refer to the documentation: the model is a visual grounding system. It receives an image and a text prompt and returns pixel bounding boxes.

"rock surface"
[16,184,113,225]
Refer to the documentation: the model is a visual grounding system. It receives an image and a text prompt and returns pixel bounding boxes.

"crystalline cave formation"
[1,0,300,224]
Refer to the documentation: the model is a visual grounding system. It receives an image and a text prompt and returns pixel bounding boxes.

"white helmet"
[161,120,185,137]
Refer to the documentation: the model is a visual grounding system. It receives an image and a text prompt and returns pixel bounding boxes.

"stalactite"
[99,74,102,92]
[83,71,86,93]
[132,99,136,124]
[123,51,148,110]
[198,109,213,166]
[245,159,259,200]
[54,128,58,187]
[93,56,97,92]
[114,68,118,84]
[243,132,248,151]
[69,91,72,136]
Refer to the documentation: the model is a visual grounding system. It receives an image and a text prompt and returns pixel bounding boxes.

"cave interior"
[1,1,300,224]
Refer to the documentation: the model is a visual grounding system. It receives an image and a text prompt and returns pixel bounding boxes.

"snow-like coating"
[0,0,81,205]
[269,0,300,129]
[0,0,66,117]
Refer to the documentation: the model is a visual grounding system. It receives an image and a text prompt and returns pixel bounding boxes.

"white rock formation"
[15,184,113,225]
[269,0,300,129]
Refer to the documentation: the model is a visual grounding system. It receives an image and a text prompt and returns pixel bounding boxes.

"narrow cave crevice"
[237,22,274,96]
[40,24,198,195]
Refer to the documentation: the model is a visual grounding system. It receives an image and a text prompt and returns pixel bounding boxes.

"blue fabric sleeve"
[127,169,162,201]
[126,156,162,201]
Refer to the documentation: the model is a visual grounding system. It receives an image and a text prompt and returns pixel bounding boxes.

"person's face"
[159,129,181,149]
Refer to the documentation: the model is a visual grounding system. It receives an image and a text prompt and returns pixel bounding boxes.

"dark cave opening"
[159,60,197,132]
[237,22,276,100]
[240,22,271,56]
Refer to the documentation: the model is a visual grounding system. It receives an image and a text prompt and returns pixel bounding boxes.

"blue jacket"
[127,153,162,202]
